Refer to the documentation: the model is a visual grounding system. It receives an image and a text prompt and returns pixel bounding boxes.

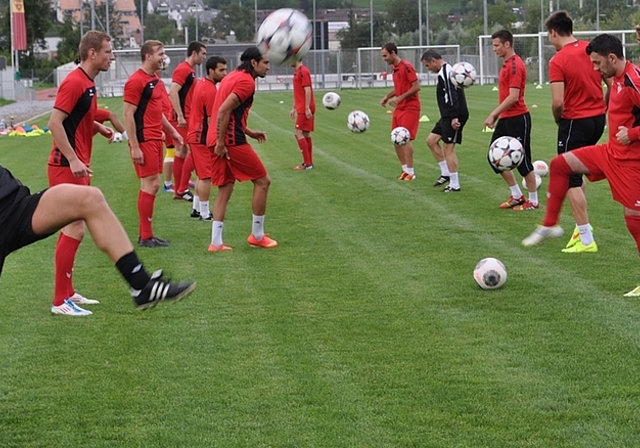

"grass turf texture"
[2,86,640,447]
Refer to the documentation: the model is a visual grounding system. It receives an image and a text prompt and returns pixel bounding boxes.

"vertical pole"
[91,0,96,30]
[254,0,258,33]
[140,0,144,43]
[418,0,422,48]
[107,0,110,38]
[483,0,488,35]
[426,0,429,45]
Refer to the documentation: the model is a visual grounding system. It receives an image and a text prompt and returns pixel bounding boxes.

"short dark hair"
[187,41,206,57]
[586,34,624,59]
[140,40,163,62]
[545,11,573,36]
[237,47,265,75]
[491,29,513,46]
[206,56,226,73]
[421,50,442,62]
[382,42,398,54]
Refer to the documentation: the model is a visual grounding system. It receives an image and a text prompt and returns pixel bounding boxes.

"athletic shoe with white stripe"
[70,292,100,305]
[131,270,196,310]
[51,299,93,316]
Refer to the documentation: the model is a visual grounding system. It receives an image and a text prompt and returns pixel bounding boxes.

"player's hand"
[289,109,296,119]
[389,98,399,108]
[452,118,460,130]
[130,146,145,165]
[178,117,187,128]
[483,115,496,129]
[616,126,631,145]
[380,98,388,107]
[173,131,184,146]
[70,159,91,178]
[98,125,114,142]
[248,129,267,143]
[305,108,313,119]
[215,143,229,159]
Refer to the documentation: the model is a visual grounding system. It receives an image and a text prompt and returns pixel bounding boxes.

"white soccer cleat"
[624,285,640,297]
[51,299,93,316]
[522,225,564,246]
[69,292,100,305]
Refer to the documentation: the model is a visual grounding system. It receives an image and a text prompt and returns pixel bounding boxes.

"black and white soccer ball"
[488,136,524,171]
[347,110,370,133]
[256,8,312,65]
[473,257,507,290]
[390,126,411,146]
[450,62,477,88]
[322,92,341,110]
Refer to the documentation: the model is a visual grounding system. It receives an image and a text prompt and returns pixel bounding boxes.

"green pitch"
[2,85,640,447]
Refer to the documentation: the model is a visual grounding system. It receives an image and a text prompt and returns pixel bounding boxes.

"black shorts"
[558,114,606,188]
[489,112,533,176]
[0,185,50,276]
[431,115,469,145]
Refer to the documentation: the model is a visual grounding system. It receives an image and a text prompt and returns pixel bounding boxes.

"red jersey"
[498,54,529,118]
[157,78,172,119]
[171,61,196,121]
[95,108,110,123]
[207,70,255,147]
[548,40,606,119]
[607,61,640,163]
[187,77,217,145]
[48,67,97,167]
[293,64,315,114]
[391,59,420,111]
[124,69,165,142]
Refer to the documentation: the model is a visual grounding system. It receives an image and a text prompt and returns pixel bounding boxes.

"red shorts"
[211,143,267,187]
[191,142,214,179]
[175,125,189,147]
[132,140,163,179]
[392,108,420,140]
[295,112,314,132]
[165,131,175,148]
[574,142,640,211]
[47,165,91,187]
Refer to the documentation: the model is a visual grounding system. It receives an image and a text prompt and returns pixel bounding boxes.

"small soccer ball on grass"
[521,173,542,190]
[347,110,370,133]
[533,159,549,177]
[256,8,312,65]
[112,132,123,143]
[390,126,411,146]
[450,62,477,88]
[488,136,524,171]
[322,92,341,110]
[473,257,507,290]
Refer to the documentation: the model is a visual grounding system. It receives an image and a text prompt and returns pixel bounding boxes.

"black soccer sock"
[115,251,152,291]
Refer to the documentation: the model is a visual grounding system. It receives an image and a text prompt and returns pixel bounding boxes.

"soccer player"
[290,58,315,170]
[380,42,421,181]
[205,47,277,251]
[187,56,228,221]
[0,163,196,309]
[94,107,126,138]
[160,67,176,193]
[483,30,538,211]
[522,34,640,296]
[169,41,207,202]
[47,31,115,316]
[123,40,183,248]
[421,50,469,192]
[545,11,608,253]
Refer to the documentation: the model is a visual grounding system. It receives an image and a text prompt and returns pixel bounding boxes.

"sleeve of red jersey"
[510,63,526,89]
[232,78,255,103]
[54,78,83,115]
[95,108,111,123]
[548,58,564,83]
[171,64,188,86]
[301,68,312,87]
[205,87,217,117]
[626,75,640,142]
[404,62,418,84]
[123,76,142,105]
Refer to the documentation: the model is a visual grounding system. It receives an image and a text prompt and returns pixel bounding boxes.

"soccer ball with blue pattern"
[488,136,524,171]
[347,110,370,133]
[256,8,312,65]
[473,257,507,290]
[450,62,477,88]
[322,92,341,110]
[390,126,411,146]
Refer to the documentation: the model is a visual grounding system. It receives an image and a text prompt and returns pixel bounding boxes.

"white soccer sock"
[510,184,523,199]
[401,164,407,173]
[406,167,414,175]
[192,195,200,211]
[211,221,224,247]
[252,214,265,240]
[578,223,594,245]
[199,201,210,218]
[439,161,450,176]
[164,180,172,187]
[528,191,538,206]
[450,172,459,189]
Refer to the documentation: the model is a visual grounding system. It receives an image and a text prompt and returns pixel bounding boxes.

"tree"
[143,13,179,44]
[386,0,419,35]
[184,15,214,42]
[0,0,53,71]
[56,16,81,65]
[211,3,254,42]
[337,11,389,49]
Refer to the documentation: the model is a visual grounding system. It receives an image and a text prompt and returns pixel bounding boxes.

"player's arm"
[484,87,519,128]
[550,82,564,124]
[380,89,395,106]
[108,112,126,134]
[169,82,186,126]
[395,79,420,104]
[215,93,241,158]
[94,121,114,141]
[304,85,312,118]
[123,101,144,165]
[616,78,640,144]
[48,108,90,177]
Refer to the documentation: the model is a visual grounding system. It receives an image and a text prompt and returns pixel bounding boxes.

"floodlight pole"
[418,0,422,47]
[483,0,488,35]
[370,0,373,48]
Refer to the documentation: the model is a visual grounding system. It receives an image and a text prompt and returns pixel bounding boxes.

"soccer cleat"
[561,241,598,253]
[162,184,174,193]
[499,195,526,209]
[522,225,565,246]
[199,213,213,221]
[397,171,408,180]
[190,209,201,218]
[130,270,196,310]
[565,225,594,249]
[188,180,196,188]
[138,236,170,247]
[402,173,416,181]
[512,201,539,211]
[51,299,93,316]
[247,234,278,248]
[624,285,640,297]
[294,163,313,170]
[208,243,233,252]
[442,185,460,192]
[70,292,100,305]
[433,175,450,187]
[173,191,194,202]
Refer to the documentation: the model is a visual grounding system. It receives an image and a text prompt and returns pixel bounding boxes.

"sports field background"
[2,85,640,447]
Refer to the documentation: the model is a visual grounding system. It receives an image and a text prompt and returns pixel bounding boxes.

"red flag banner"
[11,0,27,51]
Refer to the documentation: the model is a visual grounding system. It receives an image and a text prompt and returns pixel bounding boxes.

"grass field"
[2,85,640,447]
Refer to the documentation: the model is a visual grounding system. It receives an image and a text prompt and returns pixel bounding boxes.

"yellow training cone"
[419,115,430,122]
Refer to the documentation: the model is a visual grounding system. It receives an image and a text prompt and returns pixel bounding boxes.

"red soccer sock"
[53,233,81,306]
[138,190,156,240]
[297,137,310,166]
[172,155,185,195]
[542,155,572,227]
[305,136,313,166]
[625,215,640,253]
[178,152,194,194]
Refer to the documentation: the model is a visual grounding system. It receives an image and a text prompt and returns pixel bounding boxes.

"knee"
[255,175,271,189]
[550,155,571,176]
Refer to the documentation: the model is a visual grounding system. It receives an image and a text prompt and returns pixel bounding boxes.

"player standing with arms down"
[187,56,228,221]
[545,11,607,253]
[206,47,277,251]
[522,34,640,297]
[421,50,469,192]
[380,42,421,181]
[123,40,183,248]
[47,31,115,316]
[290,59,315,170]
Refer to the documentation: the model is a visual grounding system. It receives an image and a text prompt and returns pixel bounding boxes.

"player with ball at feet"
[290,58,315,171]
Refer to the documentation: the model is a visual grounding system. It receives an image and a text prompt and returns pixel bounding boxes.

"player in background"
[483,29,539,211]
[421,50,469,192]
[545,11,608,253]
[123,40,183,248]
[47,31,115,316]
[169,41,206,202]
[290,58,315,170]
[187,56,228,220]
[206,47,277,251]
[158,58,175,193]
[523,34,640,297]
[0,163,196,309]
[380,42,421,181]
[94,108,127,140]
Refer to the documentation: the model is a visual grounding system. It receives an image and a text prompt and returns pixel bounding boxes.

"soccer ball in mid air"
[521,173,542,190]
[488,136,524,171]
[347,110,370,133]
[161,56,171,71]
[112,132,123,143]
[473,258,507,290]
[322,92,341,110]
[450,62,477,88]
[533,160,549,177]
[256,8,313,65]
[390,126,411,146]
